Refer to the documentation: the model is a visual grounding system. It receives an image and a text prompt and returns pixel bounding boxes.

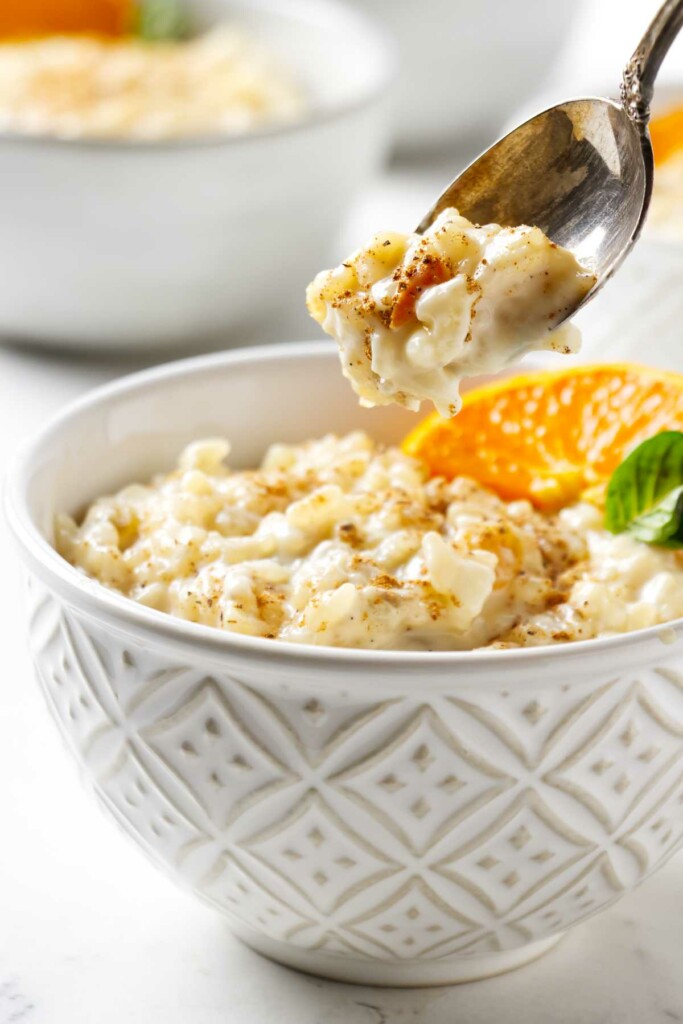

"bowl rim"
[5,340,683,672]
[0,0,396,153]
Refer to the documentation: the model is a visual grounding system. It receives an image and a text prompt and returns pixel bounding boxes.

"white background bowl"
[0,0,393,351]
[7,343,683,985]
[361,0,577,153]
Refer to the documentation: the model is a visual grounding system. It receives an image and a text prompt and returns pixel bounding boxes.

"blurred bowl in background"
[363,0,577,154]
[0,0,394,352]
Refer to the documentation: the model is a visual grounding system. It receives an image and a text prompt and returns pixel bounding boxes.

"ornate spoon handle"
[621,0,683,125]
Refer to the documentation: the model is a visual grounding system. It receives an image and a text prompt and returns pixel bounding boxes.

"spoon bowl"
[417,99,652,321]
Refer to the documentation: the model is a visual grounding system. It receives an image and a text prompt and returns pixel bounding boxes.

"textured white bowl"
[6,343,683,986]
[0,0,393,351]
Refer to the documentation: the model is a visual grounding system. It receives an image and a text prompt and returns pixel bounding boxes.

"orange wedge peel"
[401,363,683,510]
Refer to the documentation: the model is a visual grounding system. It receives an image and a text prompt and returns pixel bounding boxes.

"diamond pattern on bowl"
[332,706,510,854]
[30,608,114,759]
[25,583,683,970]
[245,685,396,767]
[509,853,623,943]
[434,793,592,915]
[143,681,294,829]
[449,678,614,768]
[618,768,683,872]
[244,791,399,914]
[82,632,195,717]
[98,741,207,867]
[343,877,477,959]
[546,684,683,831]
[300,930,371,958]
[200,852,314,940]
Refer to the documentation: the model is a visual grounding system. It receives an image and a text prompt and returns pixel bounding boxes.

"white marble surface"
[3,3,683,1016]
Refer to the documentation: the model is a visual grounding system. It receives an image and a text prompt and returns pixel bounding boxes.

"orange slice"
[401,364,683,510]
[651,105,683,165]
[0,0,133,40]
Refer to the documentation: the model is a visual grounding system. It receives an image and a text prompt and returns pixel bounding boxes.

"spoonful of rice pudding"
[307,210,595,417]
[309,0,683,417]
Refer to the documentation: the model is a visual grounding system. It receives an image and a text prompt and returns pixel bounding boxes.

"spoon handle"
[621,0,683,125]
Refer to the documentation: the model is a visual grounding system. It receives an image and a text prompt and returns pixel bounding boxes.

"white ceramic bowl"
[6,343,683,986]
[0,0,393,351]
[361,0,577,153]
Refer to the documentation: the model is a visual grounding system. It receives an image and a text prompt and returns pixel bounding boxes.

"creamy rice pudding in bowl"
[7,343,683,986]
[0,0,393,349]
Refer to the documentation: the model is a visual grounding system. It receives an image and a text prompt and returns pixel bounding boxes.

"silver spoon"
[417,0,683,326]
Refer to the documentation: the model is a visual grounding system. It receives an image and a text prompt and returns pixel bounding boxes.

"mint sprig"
[136,0,191,42]
[605,431,683,548]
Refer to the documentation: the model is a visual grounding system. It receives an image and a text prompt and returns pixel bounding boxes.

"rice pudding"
[0,26,304,139]
[307,208,595,417]
[56,432,683,651]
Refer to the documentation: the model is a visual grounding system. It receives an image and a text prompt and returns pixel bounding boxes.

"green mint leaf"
[627,484,683,546]
[136,0,190,41]
[605,431,683,548]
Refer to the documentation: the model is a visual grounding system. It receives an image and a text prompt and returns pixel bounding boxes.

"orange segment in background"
[651,105,683,164]
[0,0,134,39]
[402,364,683,510]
